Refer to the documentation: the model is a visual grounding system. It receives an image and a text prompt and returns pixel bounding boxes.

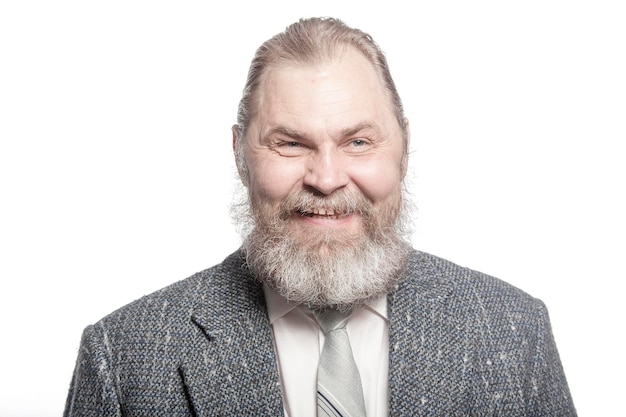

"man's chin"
[286,221,365,252]
[244,220,410,312]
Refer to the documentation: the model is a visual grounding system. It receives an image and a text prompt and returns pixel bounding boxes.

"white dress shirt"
[263,285,389,417]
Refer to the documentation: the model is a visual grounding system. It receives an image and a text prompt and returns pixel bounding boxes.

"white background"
[1,1,624,416]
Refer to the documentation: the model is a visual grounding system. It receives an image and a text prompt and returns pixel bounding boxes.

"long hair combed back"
[234,17,407,168]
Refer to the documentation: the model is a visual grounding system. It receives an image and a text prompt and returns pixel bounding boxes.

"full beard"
[232,186,412,312]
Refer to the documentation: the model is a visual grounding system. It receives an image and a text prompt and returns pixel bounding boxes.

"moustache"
[277,189,373,221]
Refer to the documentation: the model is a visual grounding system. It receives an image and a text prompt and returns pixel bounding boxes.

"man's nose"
[303,148,349,195]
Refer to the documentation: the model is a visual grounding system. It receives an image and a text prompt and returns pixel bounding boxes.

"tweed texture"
[64,250,576,416]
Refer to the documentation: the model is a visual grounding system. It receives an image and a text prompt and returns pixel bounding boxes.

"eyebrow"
[339,121,378,138]
[263,121,380,142]
[264,126,309,142]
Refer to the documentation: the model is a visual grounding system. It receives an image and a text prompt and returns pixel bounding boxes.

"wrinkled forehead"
[250,48,394,126]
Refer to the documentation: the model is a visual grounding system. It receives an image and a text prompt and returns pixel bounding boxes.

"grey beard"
[231,184,413,311]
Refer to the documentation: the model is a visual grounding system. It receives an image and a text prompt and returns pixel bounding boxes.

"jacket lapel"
[179,251,284,416]
[388,251,472,416]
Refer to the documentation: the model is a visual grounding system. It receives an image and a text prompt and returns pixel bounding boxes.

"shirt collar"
[263,284,388,324]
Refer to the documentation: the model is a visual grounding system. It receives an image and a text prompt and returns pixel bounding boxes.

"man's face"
[238,49,407,252]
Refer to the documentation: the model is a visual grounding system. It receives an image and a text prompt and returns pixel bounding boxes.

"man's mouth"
[297,208,347,220]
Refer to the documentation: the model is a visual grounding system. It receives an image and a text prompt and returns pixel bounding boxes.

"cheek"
[248,159,304,202]
[351,159,403,203]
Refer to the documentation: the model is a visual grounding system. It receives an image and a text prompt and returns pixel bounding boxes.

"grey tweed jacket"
[64,250,576,416]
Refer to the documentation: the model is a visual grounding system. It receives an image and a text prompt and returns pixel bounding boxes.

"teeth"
[305,208,341,217]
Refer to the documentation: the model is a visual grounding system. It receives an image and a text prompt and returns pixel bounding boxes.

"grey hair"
[233,17,408,178]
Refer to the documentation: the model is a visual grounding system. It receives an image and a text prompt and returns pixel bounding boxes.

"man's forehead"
[259,49,384,97]
[254,56,392,121]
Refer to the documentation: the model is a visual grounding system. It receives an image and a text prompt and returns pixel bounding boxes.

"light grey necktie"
[315,309,367,417]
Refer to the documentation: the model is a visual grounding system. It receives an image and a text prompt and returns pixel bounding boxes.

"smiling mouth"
[297,208,349,220]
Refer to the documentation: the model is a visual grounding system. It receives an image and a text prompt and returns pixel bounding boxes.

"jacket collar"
[181,250,285,416]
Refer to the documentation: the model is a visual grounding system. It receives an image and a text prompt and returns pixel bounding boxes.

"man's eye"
[274,141,308,157]
[347,139,370,151]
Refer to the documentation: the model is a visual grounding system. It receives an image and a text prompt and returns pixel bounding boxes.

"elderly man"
[64,17,576,416]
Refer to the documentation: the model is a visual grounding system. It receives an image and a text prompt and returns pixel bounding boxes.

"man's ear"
[401,117,411,178]
[232,124,249,187]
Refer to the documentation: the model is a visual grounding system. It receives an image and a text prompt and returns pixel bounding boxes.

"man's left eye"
[348,139,371,151]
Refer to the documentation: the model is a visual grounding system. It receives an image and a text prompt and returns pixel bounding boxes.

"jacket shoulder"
[392,251,576,415]
[95,250,248,330]
[64,250,282,416]
[405,250,541,314]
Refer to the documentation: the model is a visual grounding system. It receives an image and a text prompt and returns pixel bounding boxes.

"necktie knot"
[314,309,352,334]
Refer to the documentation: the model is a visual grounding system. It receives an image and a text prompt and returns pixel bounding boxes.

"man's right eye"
[273,141,308,157]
